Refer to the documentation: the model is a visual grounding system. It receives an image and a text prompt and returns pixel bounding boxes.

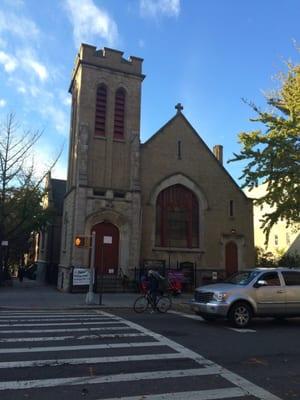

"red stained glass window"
[156,184,199,248]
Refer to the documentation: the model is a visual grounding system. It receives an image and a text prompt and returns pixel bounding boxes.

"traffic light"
[74,236,85,247]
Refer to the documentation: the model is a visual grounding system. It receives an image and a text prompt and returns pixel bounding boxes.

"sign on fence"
[73,267,92,286]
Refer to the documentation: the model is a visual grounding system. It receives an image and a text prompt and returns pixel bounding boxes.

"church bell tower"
[59,44,145,291]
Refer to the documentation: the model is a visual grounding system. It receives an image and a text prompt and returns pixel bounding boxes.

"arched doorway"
[225,241,238,277]
[92,222,119,275]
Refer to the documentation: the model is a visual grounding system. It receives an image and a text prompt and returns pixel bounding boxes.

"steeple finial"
[175,103,183,113]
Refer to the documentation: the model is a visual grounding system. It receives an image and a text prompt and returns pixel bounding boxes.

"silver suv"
[190,268,300,328]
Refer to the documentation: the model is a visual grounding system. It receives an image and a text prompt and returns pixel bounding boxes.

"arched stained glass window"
[156,184,199,248]
[114,88,125,139]
[95,85,107,136]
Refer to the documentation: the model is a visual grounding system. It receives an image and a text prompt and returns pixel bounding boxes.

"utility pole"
[85,231,96,304]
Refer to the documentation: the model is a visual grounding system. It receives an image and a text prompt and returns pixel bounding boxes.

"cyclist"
[147,269,165,308]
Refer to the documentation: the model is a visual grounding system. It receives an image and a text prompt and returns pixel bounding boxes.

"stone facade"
[58,44,254,292]
[37,173,66,284]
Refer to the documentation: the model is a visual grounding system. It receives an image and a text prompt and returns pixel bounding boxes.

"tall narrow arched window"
[95,85,107,136]
[114,88,125,139]
[155,184,199,248]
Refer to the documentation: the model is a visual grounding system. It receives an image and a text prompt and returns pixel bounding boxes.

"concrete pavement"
[0,277,193,310]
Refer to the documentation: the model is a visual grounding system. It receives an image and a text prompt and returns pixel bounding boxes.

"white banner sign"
[73,268,92,286]
[103,236,112,244]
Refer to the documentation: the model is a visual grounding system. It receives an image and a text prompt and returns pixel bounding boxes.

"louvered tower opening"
[95,85,107,136]
[114,88,125,139]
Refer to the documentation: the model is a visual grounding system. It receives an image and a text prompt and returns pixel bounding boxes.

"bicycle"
[133,291,172,313]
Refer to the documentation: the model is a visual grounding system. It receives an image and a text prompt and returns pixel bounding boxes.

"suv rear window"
[282,271,300,286]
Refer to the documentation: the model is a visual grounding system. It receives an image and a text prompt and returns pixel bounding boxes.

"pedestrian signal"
[74,236,85,247]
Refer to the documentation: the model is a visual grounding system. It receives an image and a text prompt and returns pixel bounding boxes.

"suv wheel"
[229,302,252,328]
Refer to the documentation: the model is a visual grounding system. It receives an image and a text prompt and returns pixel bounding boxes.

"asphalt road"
[0,308,299,399]
[114,309,300,400]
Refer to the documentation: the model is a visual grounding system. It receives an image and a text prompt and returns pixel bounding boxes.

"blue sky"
[0,0,299,183]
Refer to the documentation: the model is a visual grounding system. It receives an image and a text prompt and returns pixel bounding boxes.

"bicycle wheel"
[133,296,149,313]
[156,295,172,313]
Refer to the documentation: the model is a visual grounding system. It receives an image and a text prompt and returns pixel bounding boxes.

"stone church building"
[58,44,254,292]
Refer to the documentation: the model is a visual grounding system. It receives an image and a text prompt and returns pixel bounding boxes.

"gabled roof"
[141,111,251,201]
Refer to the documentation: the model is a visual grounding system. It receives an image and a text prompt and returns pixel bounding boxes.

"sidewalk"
[0,278,193,311]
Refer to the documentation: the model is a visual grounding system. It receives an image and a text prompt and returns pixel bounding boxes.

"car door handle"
[277,290,285,294]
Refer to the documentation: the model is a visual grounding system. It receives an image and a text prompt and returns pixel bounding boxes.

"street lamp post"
[85,231,96,305]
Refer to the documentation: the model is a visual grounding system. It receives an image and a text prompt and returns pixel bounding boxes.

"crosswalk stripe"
[0,312,100,316]
[0,320,122,327]
[0,367,221,390]
[101,311,283,400]
[97,387,247,400]
[0,316,114,322]
[0,326,131,334]
[0,352,187,369]
[0,310,282,400]
[0,341,163,354]
[0,332,146,343]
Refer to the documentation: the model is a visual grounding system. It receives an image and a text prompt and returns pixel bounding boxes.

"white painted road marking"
[0,341,164,354]
[0,332,146,342]
[0,352,187,369]
[0,320,122,327]
[0,309,281,400]
[169,310,257,332]
[0,326,131,334]
[169,310,204,321]
[101,311,282,400]
[228,328,256,333]
[96,387,248,400]
[0,316,113,322]
[0,367,221,390]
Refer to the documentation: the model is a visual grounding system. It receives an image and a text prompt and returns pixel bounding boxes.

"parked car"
[190,268,300,328]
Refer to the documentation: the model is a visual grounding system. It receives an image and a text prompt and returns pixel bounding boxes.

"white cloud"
[0,10,39,39]
[17,85,26,94]
[0,51,18,72]
[0,98,6,107]
[140,0,180,18]
[64,0,119,47]
[24,58,49,82]
[62,95,71,107]
[7,76,69,135]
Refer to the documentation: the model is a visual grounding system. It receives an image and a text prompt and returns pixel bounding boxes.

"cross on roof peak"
[175,103,183,113]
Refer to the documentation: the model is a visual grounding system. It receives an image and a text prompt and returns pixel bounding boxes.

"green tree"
[0,114,57,271]
[229,61,300,242]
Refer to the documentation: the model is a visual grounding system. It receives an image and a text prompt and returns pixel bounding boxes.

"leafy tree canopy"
[229,59,300,242]
[0,113,58,266]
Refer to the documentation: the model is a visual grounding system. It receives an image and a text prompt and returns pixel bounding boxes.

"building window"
[274,234,279,246]
[95,85,107,136]
[177,140,182,160]
[156,184,199,248]
[229,200,234,217]
[114,88,125,139]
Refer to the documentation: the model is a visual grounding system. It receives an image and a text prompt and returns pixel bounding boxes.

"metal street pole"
[99,240,104,305]
[85,231,96,304]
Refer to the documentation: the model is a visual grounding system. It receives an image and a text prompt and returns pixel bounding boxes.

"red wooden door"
[225,241,238,277]
[92,222,119,275]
